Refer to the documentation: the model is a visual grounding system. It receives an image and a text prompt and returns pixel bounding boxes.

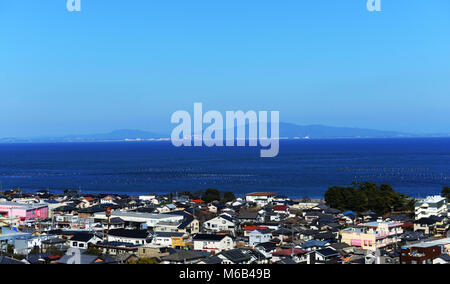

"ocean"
[0,138,449,198]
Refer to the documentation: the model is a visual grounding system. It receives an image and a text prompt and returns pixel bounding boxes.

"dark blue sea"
[0,138,449,198]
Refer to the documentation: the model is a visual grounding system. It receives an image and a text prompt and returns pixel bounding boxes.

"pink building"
[0,202,49,221]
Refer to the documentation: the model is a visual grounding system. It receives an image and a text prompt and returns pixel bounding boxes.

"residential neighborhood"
[0,188,449,265]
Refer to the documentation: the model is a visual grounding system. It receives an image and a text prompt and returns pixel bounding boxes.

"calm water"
[0,138,449,198]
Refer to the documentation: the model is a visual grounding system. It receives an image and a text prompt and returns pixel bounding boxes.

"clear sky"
[0,0,449,137]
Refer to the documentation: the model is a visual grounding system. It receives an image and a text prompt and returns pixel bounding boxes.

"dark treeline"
[324,182,415,215]
[174,188,236,204]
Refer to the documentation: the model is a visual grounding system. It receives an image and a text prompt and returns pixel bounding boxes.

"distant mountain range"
[0,123,448,143]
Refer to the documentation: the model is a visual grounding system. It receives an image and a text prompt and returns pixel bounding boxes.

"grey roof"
[238,211,259,219]
[314,248,339,257]
[275,258,297,264]
[437,254,450,262]
[201,255,223,264]
[193,234,231,241]
[161,250,209,262]
[154,231,185,238]
[220,249,252,263]
[0,256,25,265]
[107,229,150,239]
[58,254,98,264]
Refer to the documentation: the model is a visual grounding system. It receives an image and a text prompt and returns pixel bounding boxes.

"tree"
[29,246,40,255]
[127,257,159,264]
[85,246,102,256]
[202,188,221,203]
[221,192,235,203]
[324,182,412,215]
[46,246,65,256]
[442,186,450,200]
[6,244,14,254]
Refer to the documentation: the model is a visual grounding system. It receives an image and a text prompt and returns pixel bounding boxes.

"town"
[0,185,449,264]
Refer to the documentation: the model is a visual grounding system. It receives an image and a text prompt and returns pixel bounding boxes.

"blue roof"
[343,211,356,216]
[301,240,328,249]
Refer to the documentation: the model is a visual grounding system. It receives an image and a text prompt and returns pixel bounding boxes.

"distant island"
[0,123,448,143]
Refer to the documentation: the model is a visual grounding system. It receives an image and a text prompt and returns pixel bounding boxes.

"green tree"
[6,244,14,254]
[29,246,40,255]
[85,246,103,256]
[221,192,236,203]
[128,257,159,264]
[442,186,450,200]
[202,188,221,203]
[324,182,411,215]
[46,246,65,256]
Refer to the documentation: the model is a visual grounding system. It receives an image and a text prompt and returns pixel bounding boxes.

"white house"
[249,229,273,247]
[208,204,218,213]
[193,234,235,253]
[106,229,150,245]
[203,215,236,234]
[151,232,186,248]
[245,192,277,206]
[93,211,184,228]
[415,196,448,220]
[139,194,157,201]
[100,196,117,205]
[306,247,339,264]
[69,234,102,249]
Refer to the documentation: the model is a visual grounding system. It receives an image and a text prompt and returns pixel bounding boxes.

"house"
[306,247,340,264]
[106,229,150,245]
[58,252,118,264]
[102,217,126,230]
[0,227,33,252]
[151,232,191,249]
[245,192,277,206]
[0,201,49,221]
[433,254,450,264]
[69,233,102,249]
[400,238,450,264]
[161,250,210,264]
[0,256,26,264]
[415,196,448,220]
[271,248,308,263]
[203,215,236,234]
[94,241,140,256]
[237,210,260,223]
[255,242,278,259]
[93,211,184,228]
[139,194,157,201]
[136,246,171,259]
[157,204,177,213]
[77,197,97,209]
[214,248,256,264]
[208,204,218,213]
[100,196,117,205]
[273,205,288,214]
[193,234,235,253]
[243,226,269,238]
[301,240,329,251]
[414,217,441,235]
[249,229,273,247]
[340,221,404,250]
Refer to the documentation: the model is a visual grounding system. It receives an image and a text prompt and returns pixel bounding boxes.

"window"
[79,243,85,248]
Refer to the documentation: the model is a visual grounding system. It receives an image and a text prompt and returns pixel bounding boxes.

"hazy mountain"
[0,123,443,143]
[0,129,166,143]
[278,123,411,138]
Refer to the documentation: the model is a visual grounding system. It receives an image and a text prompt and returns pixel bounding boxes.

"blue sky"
[0,0,449,137]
